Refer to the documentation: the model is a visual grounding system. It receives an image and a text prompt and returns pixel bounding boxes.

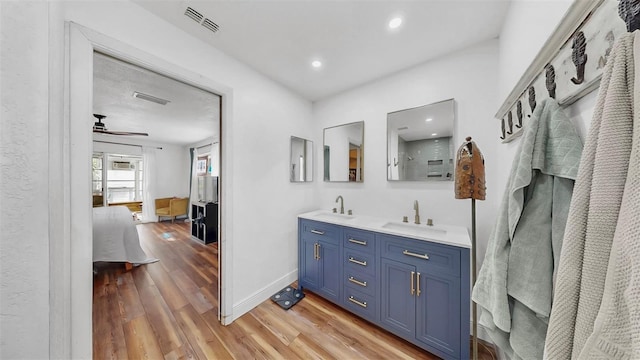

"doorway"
[58,23,234,358]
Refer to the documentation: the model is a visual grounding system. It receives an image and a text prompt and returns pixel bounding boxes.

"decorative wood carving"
[455,137,486,201]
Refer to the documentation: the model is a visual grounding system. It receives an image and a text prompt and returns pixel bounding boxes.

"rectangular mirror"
[387,99,455,181]
[290,136,313,182]
[323,121,364,182]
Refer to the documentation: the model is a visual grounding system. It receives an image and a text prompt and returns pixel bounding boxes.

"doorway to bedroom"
[91,50,225,354]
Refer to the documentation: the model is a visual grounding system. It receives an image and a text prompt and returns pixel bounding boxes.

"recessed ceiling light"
[425,118,433,122]
[389,17,403,29]
[311,60,322,68]
[431,133,438,136]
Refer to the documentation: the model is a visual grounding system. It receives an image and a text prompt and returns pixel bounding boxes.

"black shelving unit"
[191,202,218,244]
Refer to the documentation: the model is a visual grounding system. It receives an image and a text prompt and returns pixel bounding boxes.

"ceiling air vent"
[184,7,203,23]
[202,18,220,33]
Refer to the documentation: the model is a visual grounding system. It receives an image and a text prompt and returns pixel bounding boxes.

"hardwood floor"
[93,221,497,359]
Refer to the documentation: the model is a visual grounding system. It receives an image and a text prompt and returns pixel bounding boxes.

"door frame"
[51,21,235,358]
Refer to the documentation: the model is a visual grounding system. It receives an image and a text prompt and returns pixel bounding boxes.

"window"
[106,155,143,204]
[93,152,144,205]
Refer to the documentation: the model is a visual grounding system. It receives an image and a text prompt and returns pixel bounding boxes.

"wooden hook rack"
[496,0,630,143]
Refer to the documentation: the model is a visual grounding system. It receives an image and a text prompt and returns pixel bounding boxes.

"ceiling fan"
[92,114,149,136]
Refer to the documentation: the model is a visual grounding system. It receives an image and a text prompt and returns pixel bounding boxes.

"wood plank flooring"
[93,221,497,359]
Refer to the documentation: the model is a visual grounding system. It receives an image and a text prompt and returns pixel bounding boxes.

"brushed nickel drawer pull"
[314,243,318,260]
[348,296,367,308]
[316,243,321,260]
[403,250,430,260]
[348,276,367,287]
[416,272,422,297]
[348,238,367,246]
[348,257,367,266]
[310,230,325,235]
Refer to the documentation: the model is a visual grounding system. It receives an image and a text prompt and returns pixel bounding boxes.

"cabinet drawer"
[344,249,375,277]
[343,286,376,322]
[344,270,376,297]
[300,219,340,244]
[379,234,461,277]
[343,228,375,254]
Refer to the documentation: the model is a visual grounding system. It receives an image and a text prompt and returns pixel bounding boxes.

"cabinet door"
[299,237,320,290]
[380,257,416,339]
[415,271,461,358]
[318,239,340,302]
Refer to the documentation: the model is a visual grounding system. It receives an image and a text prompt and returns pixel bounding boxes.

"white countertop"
[298,209,471,249]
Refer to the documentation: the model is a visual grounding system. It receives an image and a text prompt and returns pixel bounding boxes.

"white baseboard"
[229,269,298,323]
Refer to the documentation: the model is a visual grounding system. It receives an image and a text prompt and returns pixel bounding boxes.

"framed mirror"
[290,136,313,182]
[323,121,364,182]
[387,99,455,181]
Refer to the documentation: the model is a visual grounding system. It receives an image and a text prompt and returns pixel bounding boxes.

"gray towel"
[472,99,583,359]
[545,31,637,360]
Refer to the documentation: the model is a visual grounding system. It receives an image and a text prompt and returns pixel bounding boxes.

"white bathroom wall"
[2,1,315,357]
[313,39,501,272]
[0,2,51,358]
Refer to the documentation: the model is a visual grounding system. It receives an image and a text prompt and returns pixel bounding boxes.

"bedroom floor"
[92,221,497,359]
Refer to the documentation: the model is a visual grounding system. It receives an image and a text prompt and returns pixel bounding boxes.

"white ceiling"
[93,52,220,146]
[93,1,509,146]
[135,0,510,101]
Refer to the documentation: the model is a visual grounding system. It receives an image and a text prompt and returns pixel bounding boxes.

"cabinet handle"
[348,238,367,246]
[348,276,367,287]
[348,257,367,266]
[311,230,325,235]
[348,296,368,308]
[403,250,430,260]
[316,243,321,260]
[313,243,318,260]
[410,271,415,295]
[416,272,421,297]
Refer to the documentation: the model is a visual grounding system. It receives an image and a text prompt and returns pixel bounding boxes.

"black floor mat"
[270,286,304,310]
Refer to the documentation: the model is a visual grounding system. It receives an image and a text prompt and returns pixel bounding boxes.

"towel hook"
[516,100,523,128]
[500,118,506,140]
[618,0,640,32]
[528,86,537,117]
[506,111,514,135]
[545,64,556,99]
[570,31,587,85]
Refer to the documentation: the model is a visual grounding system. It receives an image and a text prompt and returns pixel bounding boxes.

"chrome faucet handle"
[348,209,352,215]
[402,216,408,223]
[426,218,434,226]
[332,208,337,213]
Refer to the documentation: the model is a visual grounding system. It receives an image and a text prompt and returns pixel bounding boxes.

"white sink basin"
[313,212,356,221]
[381,221,446,238]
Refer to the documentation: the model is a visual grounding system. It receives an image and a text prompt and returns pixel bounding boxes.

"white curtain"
[189,147,199,219]
[141,146,158,223]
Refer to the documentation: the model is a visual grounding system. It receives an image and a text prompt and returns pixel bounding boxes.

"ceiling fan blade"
[93,129,149,136]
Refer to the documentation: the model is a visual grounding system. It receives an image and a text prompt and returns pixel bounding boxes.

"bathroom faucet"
[414,200,421,224]
[336,195,344,214]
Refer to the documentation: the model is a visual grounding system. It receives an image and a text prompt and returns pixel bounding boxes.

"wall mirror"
[323,121,364,182]
[290,136,313,182]
[387,99,455,181]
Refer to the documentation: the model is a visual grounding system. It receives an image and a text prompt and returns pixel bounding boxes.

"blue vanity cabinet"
[298,215,470,360]
[298,219,342,303]
[379,233,470,360]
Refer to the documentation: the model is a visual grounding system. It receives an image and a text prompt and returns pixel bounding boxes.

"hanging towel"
[472,99,583,360]
[545,32,637,359]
